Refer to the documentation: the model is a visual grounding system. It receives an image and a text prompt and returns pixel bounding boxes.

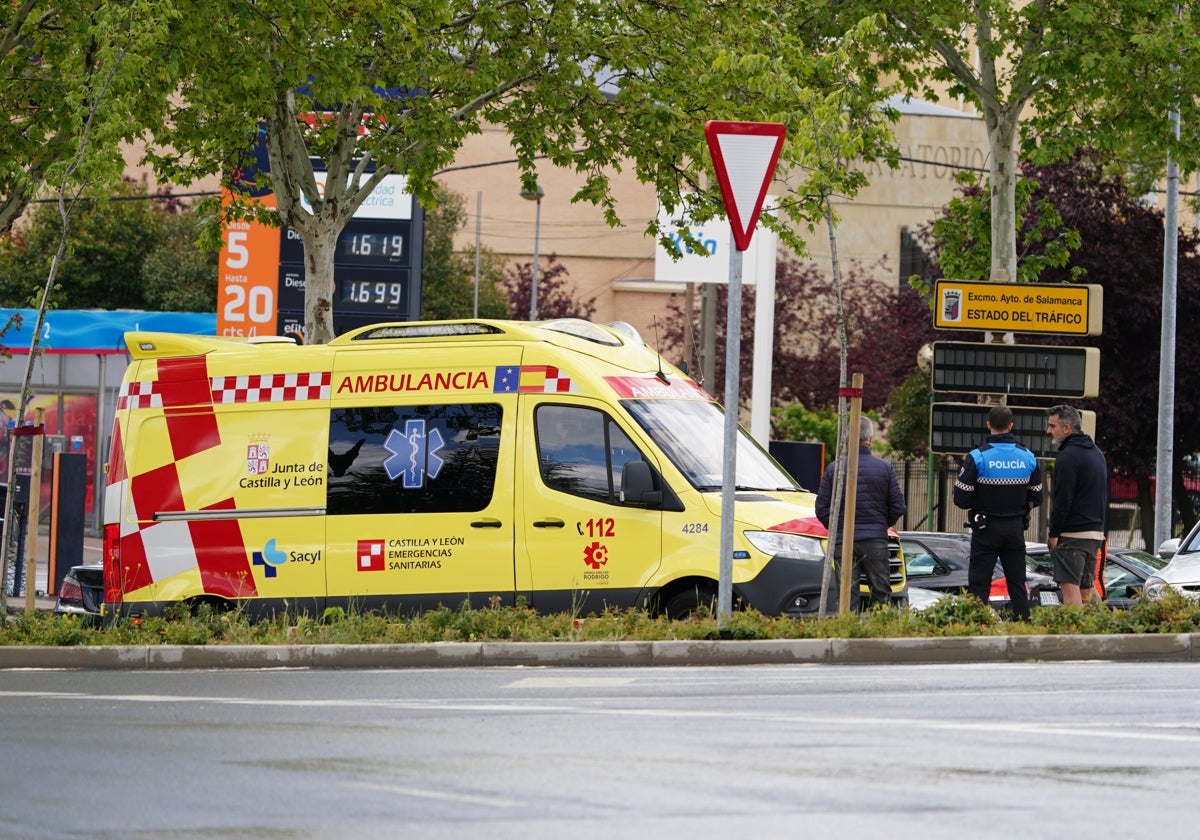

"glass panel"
[622,398,798,492]
[537,405,613,502]
[326,403,502,514]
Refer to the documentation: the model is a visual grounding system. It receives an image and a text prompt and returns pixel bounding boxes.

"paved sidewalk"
[5,533,1197,669]
[1,632,1199,669]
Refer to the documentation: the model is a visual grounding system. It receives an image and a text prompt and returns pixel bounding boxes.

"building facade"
[435,98,988,343]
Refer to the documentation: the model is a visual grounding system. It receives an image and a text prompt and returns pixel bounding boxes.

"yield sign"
[704,121,786,251]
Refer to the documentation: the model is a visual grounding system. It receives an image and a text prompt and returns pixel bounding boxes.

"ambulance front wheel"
[656,583,718,621]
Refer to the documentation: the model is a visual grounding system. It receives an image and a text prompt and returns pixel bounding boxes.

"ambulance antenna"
[652,317,669,385]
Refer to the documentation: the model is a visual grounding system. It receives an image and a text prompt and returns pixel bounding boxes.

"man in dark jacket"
[816,417,906,610]
[953,405,1043,620]
[1046,404,1108,605]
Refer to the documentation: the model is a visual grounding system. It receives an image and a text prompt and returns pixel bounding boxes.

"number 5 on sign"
[217,203,282,337]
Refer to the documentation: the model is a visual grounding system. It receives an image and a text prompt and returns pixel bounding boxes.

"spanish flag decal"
[493,365,578,394]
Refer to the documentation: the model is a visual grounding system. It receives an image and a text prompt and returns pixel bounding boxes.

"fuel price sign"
[218,161,424,340]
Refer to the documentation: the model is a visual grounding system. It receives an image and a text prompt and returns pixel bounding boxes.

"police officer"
[953,405,1043,619]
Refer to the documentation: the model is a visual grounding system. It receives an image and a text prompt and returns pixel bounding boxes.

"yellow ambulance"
[102,318,904,620]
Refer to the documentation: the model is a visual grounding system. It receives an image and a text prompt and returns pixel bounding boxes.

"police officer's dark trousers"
[967,517,1030,620]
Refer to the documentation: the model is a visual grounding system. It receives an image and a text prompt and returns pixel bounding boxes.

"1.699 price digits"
[344,281,403,306]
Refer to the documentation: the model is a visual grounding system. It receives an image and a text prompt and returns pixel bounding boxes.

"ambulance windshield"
[623,398,801,493]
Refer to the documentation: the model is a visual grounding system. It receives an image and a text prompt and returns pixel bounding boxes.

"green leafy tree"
[144,1,903,344]
[141,210,219,313]
[420,186,508,320]
[820,1,1200,283]
[884,370,935,461]
[771,403,840,455]
[0,180,215,311]
[921,151,1200,545]
[0,2,177,614]
[0,2,177,233]
[928,173,1083,286]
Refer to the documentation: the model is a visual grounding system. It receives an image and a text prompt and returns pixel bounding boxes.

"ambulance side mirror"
[621,460,661,507]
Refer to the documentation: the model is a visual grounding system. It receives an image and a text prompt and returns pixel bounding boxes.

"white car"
[905,586,949,611]
[1145,524,1200,601]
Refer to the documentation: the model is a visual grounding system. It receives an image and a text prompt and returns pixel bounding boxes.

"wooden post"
[23,407,44,615]
[838,374,864,615]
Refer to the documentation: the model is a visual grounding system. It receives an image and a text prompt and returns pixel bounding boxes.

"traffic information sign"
[934,280,1103,336]
[930,402,1096,458]
[932,342,1100,399]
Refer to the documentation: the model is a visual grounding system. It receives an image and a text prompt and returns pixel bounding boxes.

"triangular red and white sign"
[704,121,786,251]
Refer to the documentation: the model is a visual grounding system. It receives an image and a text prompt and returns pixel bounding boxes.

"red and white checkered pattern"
[358,539,385,572]
[541,366,575,393]
[117,381,164,410]
[211,372,331,404]
[517,364,577,394]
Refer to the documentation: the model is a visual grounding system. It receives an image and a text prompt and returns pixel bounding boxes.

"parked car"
[899,531,1059,610]
[53,563,104,623]
[905,586,949,611]
[1025,543,1168,609]
[1145,519,1200,602]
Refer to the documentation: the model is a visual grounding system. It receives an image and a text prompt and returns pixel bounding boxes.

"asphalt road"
[2,662,1199,839]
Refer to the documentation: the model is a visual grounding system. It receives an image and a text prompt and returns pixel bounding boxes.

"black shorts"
[1052,537,1102,588]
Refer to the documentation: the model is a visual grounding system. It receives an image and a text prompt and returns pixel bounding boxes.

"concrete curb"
[1,633,1198,670]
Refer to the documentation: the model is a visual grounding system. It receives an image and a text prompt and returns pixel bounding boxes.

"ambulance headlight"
[744,531,824,562]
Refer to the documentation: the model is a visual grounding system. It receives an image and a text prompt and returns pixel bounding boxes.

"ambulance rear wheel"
[186,596,232,617]
[659,585,717,621]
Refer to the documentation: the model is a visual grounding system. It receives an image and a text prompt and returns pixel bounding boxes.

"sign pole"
[717,247,743,624]
[23,408,44,616]
[704,120,786,630]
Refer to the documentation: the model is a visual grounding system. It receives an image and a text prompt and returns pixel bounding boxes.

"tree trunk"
[983,103,1020,284]
[302,224,339,345]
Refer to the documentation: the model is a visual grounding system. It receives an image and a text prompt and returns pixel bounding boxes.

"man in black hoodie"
[1046,404,1108,606]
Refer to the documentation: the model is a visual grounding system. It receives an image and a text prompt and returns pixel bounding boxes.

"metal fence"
[888,456,1147,550]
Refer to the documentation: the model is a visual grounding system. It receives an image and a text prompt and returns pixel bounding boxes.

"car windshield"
[1115,549,1169,574]
[622,398,801,492]
[1178,524,1200,555]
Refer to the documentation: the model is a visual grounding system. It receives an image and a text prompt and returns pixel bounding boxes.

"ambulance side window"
[536,404,643,504]
[326,403,502,515]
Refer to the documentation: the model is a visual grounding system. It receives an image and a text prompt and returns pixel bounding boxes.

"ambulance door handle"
[470,519,503,528]
[532,518,565,529]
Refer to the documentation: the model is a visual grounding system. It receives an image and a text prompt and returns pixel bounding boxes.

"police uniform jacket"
[953,432,1043,521]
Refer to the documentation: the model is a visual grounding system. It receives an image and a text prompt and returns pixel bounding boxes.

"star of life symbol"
[247,443,270,475]
[583,541,608,569]
[383,419,446,488]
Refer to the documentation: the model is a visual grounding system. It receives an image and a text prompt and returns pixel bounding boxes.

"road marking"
[5,690,1200,745]
[343,781,522,808]
[506,677,633,688]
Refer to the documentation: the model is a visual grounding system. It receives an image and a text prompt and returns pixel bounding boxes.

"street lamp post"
[520,185,544,320]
